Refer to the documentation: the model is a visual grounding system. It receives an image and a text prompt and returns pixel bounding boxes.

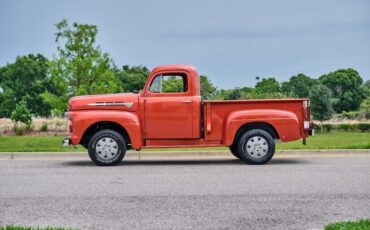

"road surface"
[0,154,369,229]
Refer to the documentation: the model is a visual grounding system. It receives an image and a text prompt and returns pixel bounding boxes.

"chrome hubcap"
[246,136,268,158]
[95,137,118,161]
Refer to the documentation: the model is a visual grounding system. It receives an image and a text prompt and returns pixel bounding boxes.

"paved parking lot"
[0,154,369,229]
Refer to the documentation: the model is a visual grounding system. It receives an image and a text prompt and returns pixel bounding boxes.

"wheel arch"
[69,110,143,149]
[223,109,301,146]
[80,121,132,149]
[232,122,279,146]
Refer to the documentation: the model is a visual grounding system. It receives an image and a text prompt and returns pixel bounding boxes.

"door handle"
[181,100,192,103]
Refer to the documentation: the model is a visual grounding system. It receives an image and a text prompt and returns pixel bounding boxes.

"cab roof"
[151,64,198,74]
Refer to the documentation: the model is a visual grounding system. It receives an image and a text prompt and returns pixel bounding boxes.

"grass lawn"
[324,219,370,230]
[276,131,370,150]
[0,132,369,152]
[0,136,85,152]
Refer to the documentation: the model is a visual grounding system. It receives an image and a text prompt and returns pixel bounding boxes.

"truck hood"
[68,93,139,112]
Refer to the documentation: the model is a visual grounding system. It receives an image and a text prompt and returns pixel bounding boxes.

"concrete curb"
[0,149,369,160]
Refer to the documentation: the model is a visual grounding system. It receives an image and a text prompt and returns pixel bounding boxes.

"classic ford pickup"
[65,65,313,166]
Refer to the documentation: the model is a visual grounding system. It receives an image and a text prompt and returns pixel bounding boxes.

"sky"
[0,0,369,89]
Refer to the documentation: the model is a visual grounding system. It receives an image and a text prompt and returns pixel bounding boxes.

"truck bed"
[203,98,309,142]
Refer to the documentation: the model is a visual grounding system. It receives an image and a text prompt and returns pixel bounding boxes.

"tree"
[361,80,370,98]
[43,19,119,115]
[11,100,32,127]
[319,68,365,112]
[359,97,370,119]
[281,73,317,98]
[0,54,52,117]
[309,84,334,132]
[117,65,150,92]
[212,87,255,100]
[199,75,216,99]
[226,88,243,100]
[161,76,184,92]
[211,89,230,100]
[254,77,285,98]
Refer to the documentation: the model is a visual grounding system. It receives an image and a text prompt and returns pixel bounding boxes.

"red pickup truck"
[65,65,313,166]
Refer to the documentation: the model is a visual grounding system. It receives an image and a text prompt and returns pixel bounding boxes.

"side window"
[149,74,188,93]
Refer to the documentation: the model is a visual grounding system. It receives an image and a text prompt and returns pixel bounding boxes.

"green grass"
[324,219,370,230]
[0,132,369,152]
[276,131,370,150]
[0,136,85,152]
[0,226,74,230]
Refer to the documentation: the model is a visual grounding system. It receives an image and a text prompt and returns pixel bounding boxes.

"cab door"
[144,73,193,139]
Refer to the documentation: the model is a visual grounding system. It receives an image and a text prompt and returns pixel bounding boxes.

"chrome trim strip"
[87,102,133,108]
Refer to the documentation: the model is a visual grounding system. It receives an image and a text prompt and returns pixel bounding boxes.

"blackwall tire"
[229,144,241,159]
[88,129,126,166]
[237,129,275,164]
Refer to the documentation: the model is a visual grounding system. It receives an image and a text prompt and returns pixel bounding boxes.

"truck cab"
[142,65,202,139]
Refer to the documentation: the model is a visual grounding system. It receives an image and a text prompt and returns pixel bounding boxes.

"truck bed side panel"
[204,99,307,144]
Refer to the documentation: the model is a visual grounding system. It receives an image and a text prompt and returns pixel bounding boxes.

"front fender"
[69,110,143,149]
[223,109,301,146]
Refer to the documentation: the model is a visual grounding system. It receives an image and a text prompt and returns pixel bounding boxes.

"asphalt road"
[0,155,369,230]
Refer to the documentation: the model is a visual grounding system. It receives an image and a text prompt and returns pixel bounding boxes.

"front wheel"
[88,129,126,166]
[229,144,241,159]
[237,129,275,164]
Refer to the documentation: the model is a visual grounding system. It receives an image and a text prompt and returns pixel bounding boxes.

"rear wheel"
[88,129,126,166]
[237,129,275,164]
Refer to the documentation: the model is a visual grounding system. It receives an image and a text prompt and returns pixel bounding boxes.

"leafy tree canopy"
[281,73,317,98]
[362,80,370,98]
[43,19,119,115]
[360,97,370,119]
[319,68,365,112]
[254,77,285,98]
[0,54,52,117]
[117,65,150,92]
[212,87,255,100]
[200,75,217,99]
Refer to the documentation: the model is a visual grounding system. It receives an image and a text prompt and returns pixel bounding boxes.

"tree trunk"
[320,121,323,133]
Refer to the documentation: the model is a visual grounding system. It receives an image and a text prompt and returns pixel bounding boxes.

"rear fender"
[224,109,301,146]
[69,110,143,149]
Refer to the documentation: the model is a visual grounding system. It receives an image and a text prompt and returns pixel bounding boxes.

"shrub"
[15,126,26,136]
[40,123,48,132]
[10,101,32,127]
[313,123,321,131]
[323,124,334,132]
[56,120,63,127]
[338,124,351,131]
[309,123,364,132]
[357,123,370,132]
